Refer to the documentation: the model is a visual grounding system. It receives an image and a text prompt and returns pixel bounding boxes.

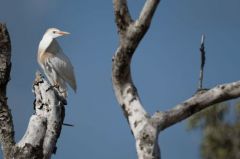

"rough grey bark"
[154,81,240,131]
[0,23,65,159]
[0,23,15,159]
[112,0,161,159]
[112,1,240,159]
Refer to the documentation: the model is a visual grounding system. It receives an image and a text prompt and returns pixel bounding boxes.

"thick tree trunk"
[0,23,15,159]
[0,23,65,159]
[112,1,240,159]
[112,0,161,158]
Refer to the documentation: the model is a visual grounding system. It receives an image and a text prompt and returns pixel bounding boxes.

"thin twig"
[198,34,206,90]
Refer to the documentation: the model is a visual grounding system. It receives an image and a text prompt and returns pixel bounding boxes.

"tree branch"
[112,0,240,158]
[0,23,15,159]
[112,1,161,159]
[16,72,65,159]
[112,0,162,137]
[154,81,240,131]
[198,34,206,90]
[113,0,132,36]
[137,0,160,30]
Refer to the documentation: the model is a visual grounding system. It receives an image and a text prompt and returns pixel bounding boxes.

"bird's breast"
[38,51,54,66]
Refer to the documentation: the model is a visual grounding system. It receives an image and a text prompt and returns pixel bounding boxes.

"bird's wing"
[47,48,77,92]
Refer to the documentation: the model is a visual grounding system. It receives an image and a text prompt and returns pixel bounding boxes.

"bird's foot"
[46,84,60,92]
[53,84,60,90]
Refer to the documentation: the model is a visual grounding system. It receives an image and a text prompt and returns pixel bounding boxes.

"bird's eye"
[53,31,56,34]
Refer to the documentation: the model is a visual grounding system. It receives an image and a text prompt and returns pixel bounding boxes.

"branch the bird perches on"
[0,23,66,159]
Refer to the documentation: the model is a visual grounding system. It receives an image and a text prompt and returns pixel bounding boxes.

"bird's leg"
[52,82,67,98]
[53,84,60,90]
[53,83,67,103]
[46,84,67,105]
[53,84,66,95]
[46,85,53,92]
[46,83,59,92]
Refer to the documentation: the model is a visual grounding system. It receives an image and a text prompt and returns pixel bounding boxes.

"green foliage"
[188,102,240,159]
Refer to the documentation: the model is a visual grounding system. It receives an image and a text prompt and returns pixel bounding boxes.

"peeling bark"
[0,23,65,159]
[16,72,65,159]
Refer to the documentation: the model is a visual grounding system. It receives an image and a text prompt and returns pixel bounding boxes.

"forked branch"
[112,0,161,159]
[112,1,240,159]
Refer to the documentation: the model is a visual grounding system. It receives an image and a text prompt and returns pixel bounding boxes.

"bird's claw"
[46,84,59,92]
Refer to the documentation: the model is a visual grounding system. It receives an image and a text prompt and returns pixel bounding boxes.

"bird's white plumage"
[38,28,77,98]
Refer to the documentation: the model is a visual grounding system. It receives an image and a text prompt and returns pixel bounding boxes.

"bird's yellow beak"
[58,31,70,36]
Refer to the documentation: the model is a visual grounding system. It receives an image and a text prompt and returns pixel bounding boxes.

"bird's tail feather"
[68,78,77,93]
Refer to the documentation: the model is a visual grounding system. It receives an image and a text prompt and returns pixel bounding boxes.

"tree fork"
[112,1,240,159]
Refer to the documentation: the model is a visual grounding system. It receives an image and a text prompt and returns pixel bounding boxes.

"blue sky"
[0,0,240,158]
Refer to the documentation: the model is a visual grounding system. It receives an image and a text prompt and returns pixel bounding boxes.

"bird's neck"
[38,35,53,54]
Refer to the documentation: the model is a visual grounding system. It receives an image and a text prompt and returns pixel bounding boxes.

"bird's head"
[44,28,70,39]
